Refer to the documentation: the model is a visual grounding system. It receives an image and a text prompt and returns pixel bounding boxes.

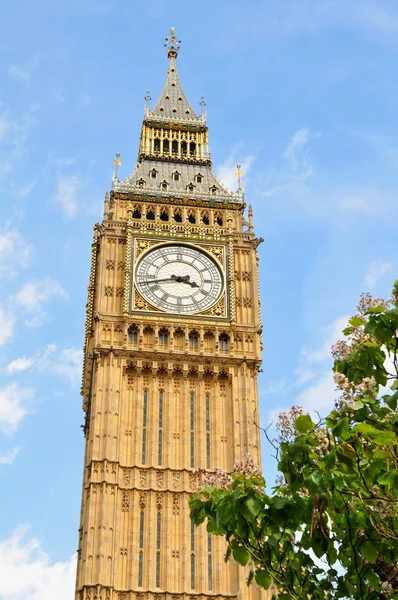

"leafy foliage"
[190,282,398,599]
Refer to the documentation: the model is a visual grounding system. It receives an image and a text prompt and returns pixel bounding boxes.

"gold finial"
[165,26,181,59]
[113,152,121,183]
[235,164,243,192]
[200,95,206,121]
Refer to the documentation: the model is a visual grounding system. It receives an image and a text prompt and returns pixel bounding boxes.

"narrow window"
[190,393,195,431]
[189,334,198,348]
[163,139,169,154]
[137,178,145,188]
[219,333,229,350]
[206,394,210,469]
[202,214,209,225]
[154,139,160,153]
[174,210,182,223]
[196,174,202,183]
[187,212,196,223]
[172,140,178,155]
[160,210,169,222]
[190,142,196,156]
[190,519,195,589]
[190,392,195,468]
[158,391,163,466]
[156,511,161,587]
[161,181,168,191]
[150,169,157,179]
[138,551,143,587]
[208,553,213,590]
[138,510,144,586]
[142,390,147,464]
[190,554,195,589]
[191,518,195,552]
[146,209,155,220]
[156,552,161,587]
[133,208,141,219]
[211,185,218,196]
[128,326,138,343]
[181,141,187,155]
[216,215,223,226]
[187,184,195,194]
[159,331,168,345]
[172,171,180,182]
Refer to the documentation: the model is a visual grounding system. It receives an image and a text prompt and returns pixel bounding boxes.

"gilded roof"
[114,159,242,203]
[148,56,202,124]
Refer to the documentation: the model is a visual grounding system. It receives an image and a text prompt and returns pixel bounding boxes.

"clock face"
[135,244,224,314]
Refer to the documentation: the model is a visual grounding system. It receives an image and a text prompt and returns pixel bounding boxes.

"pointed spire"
[148,27,201,123]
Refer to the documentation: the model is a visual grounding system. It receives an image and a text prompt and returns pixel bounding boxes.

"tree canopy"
[190,282,398,599]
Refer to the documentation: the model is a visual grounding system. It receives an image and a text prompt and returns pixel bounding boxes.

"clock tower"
[76,28,272,600]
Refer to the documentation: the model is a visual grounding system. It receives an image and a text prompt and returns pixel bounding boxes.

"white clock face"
[135,244,224,314]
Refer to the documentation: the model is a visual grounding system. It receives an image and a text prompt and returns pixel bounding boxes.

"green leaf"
[247,570,254,586]
[367,306,385,314]
[391,380,398,391]
[355,423,395,445]
[232,544,249,566]
[378,470,398,486]
[241,496,264,523]
[294,415,313,434]
[255,569,272,589]
[332,417,350,439]
[361,541,379,563]
[349,316,366,327]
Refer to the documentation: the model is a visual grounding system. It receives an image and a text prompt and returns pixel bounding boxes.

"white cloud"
[262,128,319,198]
[52,175,84,218]
[8,65,30,87]
[0,383,34,435]
[5,357,35,374]
[0,230,32,278]
[0,526,76,600]
[0,446,21,465]
[14,279,67,313]
[0,307,15,347]
[216,150,256,193]
[51,348,82,386]
[364,260,393,288]
[296,371,336,416]
[300,315,349,366]
[261,380,286,395]
[5,345,82,387]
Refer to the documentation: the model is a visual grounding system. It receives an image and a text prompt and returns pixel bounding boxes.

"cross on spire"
[165,26,181,59]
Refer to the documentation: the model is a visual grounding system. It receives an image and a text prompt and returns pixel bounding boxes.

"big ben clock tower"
[76,28,272,600]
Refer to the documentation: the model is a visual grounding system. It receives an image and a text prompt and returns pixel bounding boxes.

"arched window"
[219,333,229,351]
[161,180,168,191]
[210,185,218,196]
[172,171,180,182]
[201,212,209,225]
[181,141,187,156]
[195,173,203,184]
[137,178,145,188]
[154,139,161,153]
[128,325,138,343]
[146,208,155,220]
[189,332,199,349]
[150,168,157,179]
[163,139,169,154]
[216,215,223,226]
[159,329,168,345]
[160,209,169,222]
[190,142,196,156]
[173,209,182,223]
[172,140,178,155]
[187,211,196,224]
[133,207,141,219]
[187,183,195,194]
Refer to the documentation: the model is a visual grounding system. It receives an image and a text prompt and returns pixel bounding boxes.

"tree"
[190,282,398,599]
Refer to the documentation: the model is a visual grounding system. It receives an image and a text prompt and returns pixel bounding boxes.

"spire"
[148,27,201,123]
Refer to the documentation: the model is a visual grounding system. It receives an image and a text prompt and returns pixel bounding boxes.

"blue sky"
[0,0,397,597]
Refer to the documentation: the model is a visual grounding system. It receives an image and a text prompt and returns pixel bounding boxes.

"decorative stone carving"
[106,260,115,270]
[104,286,113,297]
[172,493,180,515]
[121,492,129,512]
[156,471,164,488]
